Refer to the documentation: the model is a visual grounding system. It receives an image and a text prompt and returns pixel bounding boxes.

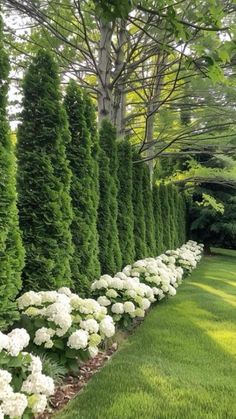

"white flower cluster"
[0,331,54,418]
[91,241,203,322]
[17,288,115,359]
[166,240,204,272]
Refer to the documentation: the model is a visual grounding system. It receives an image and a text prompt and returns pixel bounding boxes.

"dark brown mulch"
[37,344,117,419]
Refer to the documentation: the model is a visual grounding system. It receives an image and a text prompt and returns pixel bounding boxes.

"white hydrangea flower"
[168,285,177,296]
[30,394,47,415]
[2,392,28,419]
[79,299,101,314]
[122,265,132,276]
[0,369,12,385]
[123,301,135,314]
[106,289,118,299]
[140,298,151,310]
[58,287,72,296]
[89,333,102,347]
[0,407,4,419]
[80,319,99,334]
[7,329,30,356]
[0,332,9,352]
[88,346,99,358]
[17,291,42,309]
[34,327,55,346]
[38,291,58,304]
[109,277,124,290]
[111,303,124,314]
[134,308,145,318]
[67,330,89,350]
[21,373,55,396]
[99,316,115,337]
[114,272,127,280]
[97,296,111,307]
[29,355,42,374]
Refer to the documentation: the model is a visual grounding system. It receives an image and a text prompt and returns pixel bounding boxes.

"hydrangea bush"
[17,288,115,368]
[0,329,54,418]
[91,241,203,326]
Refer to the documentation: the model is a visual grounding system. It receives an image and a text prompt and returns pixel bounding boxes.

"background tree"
[0,14,24,329]
[64,81,100,295]
[159,183,172,251]
[17,50,73,291]
[117,140,135,265]
[97,120,122,273]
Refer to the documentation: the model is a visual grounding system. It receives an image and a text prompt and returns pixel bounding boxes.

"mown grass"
[56,249,236,419]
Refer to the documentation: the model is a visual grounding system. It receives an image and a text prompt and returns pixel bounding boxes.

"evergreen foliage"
[0,16,24,329]
[132,154,147,259]
[117,140,135,265]
[143,165,156,256]
[83,91,101,278]
[167,184,177,249]
[153,184,164,254]
[97,120,122,273]
[17,50,73,291]
[64,81,100,295]
[159,183,172,251]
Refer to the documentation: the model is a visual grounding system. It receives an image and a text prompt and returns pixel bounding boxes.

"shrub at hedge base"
[3,241,203,418]
[17,289,116,372]
[0,329,54,418]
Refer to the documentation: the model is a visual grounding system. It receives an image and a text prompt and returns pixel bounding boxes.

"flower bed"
[0,240,203,418]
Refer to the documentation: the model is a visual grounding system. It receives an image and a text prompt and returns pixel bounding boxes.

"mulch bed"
[37,343,118,418]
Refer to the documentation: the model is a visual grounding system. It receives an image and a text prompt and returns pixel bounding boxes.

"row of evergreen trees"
[0,43,187,328]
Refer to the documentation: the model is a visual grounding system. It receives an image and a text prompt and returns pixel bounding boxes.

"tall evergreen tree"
[117,140,135,265]
[0,15,24,329]
[64,81,100,295]
[98,120,122,273]
[83,92,100,277]
[132,154,147,259]
[167,184,177,249]
[143,164,156,256]
[159,183,172,251]
[17,50,73,291]
[153,184,164,255]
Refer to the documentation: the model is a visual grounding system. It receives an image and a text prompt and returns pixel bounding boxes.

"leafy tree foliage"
[0,15,24,329]
[17,50,73,291]
[97,120,122,273]
[117,140,135,265]
[64,81,100,295]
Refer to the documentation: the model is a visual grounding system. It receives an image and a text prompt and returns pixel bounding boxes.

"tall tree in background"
[98,120,122,273]
[17,50,73,291]
[117,140,135,265]
[132,153,147,259]
[0,14,24,329]
[143,164,156,256]
[64,81,100,295]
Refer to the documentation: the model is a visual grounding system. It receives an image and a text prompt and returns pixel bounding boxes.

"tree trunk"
[98,19,113,124]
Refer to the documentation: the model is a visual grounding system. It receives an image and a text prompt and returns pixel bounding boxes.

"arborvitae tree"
[179,194,187,245]
[143,164,156,256]
[98,120,122,273]
[117,140,135,265]
[83,91,101,278]
[167,184,177,249]
[132,154,147,259]
[17,50,73,291]
[64,81,100,295]
[159,183,172,251]
[0,16,24,329]
[153,184,164,255]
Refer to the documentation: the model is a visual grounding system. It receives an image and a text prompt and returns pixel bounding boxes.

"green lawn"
[56,249,236,419]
